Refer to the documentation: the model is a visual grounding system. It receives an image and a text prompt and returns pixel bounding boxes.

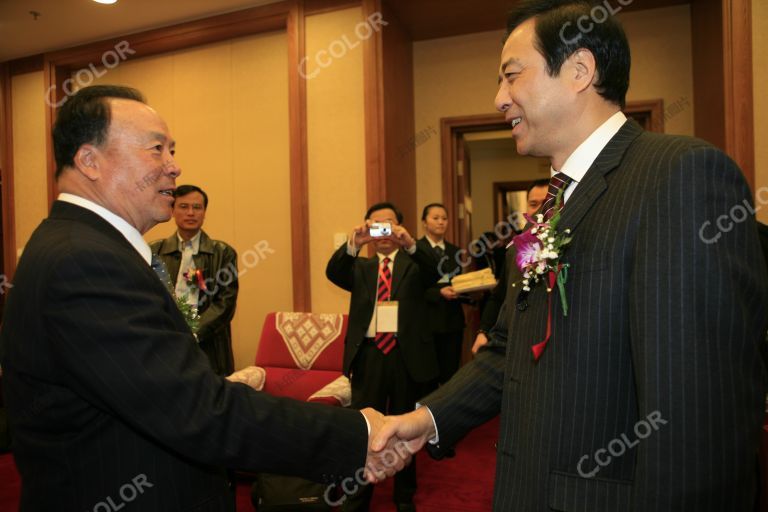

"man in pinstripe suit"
[0,85,407,511]
[372,1,768,510]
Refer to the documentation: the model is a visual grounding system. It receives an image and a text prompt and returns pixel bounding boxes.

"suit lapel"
[558,119,644,235]
[391,252,409,298]
[363,255,379,301]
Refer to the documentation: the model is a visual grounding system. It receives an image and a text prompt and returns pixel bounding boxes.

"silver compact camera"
[369,222,392,237]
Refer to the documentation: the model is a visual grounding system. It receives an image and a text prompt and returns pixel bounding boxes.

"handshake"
[359,407,437,483]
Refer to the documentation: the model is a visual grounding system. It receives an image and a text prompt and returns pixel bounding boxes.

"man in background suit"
[0,85,407,512]
[326,202,437,512]
[151,184,238,375]
[372,2,768,510]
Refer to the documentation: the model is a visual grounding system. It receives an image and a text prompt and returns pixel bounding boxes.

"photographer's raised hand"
[350,222,373,249]
[390,224,416,250]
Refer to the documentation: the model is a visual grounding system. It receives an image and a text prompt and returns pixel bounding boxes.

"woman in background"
[415,203,466,388]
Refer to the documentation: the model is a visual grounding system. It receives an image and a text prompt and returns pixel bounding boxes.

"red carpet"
[1,417,498,511]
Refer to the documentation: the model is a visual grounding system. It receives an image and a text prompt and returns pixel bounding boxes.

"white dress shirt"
[58,193,152,265]
[555,110,627,202]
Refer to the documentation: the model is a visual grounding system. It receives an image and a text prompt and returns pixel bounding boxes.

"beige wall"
[87,32,294,371]
[413,5,696,240]
[306,7,366,316]
[11,71,48,259]
[413,30,504,240]
[619,5,694,136]
[754,0,768,223]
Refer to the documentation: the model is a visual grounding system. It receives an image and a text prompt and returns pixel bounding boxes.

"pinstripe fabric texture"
[0,202,368,512]
[422,120,768,511]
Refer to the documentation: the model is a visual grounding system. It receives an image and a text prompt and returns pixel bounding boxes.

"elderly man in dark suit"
[151,184,238,376]
[326,202,437,512]
[371,2,768,511]
[0,85,407,512]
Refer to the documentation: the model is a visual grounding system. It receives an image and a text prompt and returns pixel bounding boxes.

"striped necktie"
[541,172,574,221]
[374,257,396,354]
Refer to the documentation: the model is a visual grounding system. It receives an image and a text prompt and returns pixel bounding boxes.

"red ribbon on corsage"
[194,269,207,292]
[531,264,566,361]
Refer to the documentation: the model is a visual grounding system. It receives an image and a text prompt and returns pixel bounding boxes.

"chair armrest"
[307,375,351,407]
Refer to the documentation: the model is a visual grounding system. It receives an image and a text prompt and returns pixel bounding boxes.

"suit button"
[516,300,528,311]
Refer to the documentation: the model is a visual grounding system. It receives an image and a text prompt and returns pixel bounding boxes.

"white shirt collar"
[424,236,445,250]
[553,111,627,185]
[377,249,399,263]
[177,231,201,254]
[58,193,152,265]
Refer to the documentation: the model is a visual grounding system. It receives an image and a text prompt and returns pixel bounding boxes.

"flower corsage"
[508,192,572,360]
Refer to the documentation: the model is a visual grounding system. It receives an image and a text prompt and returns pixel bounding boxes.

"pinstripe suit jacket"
[422,120,768,511]
[0,202,367,512]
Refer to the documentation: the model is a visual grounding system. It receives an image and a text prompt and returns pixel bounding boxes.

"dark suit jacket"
[422,120,768,511]
[326,245,437,383]
[150,231,238,375]
[0,201,367,512]
[414,237,465,333]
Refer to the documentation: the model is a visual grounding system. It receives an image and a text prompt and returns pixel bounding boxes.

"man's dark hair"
[421,203,447,221]
[174,185,209,209]
[52,85,145,178]
[527,178,550,196]
[506,0,630,108]
[366,202,404,224]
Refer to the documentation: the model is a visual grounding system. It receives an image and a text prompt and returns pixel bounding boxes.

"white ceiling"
[0,0,283,62]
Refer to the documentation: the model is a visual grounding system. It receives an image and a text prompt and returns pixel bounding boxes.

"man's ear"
[72,144,102,181]
[569,48,598,93]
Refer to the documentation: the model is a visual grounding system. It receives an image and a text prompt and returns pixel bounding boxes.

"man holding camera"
[326,202,437,512]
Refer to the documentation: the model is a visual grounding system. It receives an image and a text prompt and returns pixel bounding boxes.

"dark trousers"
[433,330,464,386]
[341,340,419,511]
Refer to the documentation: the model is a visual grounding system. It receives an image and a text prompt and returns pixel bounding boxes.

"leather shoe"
[396,503,416,512]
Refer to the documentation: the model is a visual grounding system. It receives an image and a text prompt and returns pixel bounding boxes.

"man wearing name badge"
[150,184,238,376]
[0,85,409,512]
[326,202,437,512]
[371,2,768,511]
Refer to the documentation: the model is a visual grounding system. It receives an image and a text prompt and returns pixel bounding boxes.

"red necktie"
[374,257,396,354]
[541,172,574,221]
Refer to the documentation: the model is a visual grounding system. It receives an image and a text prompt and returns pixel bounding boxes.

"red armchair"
[254,312,348,405]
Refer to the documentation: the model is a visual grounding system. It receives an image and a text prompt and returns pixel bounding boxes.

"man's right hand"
[471,332,488,354]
